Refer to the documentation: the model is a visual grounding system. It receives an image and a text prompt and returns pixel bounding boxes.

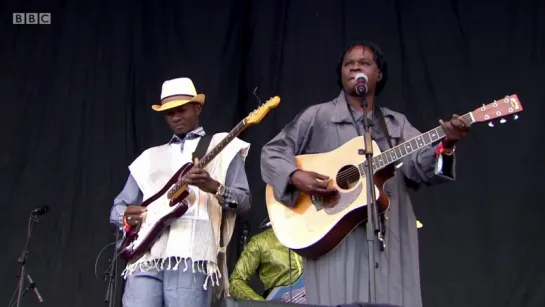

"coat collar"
[330,91,395,122]
[330,91,401,138]
[168,126,206,144]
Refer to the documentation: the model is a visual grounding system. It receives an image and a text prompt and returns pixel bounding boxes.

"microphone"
[354,72,369,96]
[26,274,44,303]
[31,206,49,216]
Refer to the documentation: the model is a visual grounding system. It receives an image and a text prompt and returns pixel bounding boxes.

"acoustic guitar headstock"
[470,94,523,127]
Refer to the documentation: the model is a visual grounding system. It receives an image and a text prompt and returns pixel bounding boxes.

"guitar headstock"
[470,94,523,127]
[246,96,281,125]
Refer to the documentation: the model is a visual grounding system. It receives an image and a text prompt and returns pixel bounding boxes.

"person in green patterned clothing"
[229,227,305,303]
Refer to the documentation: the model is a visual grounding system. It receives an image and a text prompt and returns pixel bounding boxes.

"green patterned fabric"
[229,228,303,301]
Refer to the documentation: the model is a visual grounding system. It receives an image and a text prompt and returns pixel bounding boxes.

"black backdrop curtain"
[1,0,544,306]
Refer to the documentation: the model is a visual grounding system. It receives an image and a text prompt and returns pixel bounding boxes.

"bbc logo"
[13,13,51,24]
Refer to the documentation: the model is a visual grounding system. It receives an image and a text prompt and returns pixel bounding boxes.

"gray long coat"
[260,91,456,307]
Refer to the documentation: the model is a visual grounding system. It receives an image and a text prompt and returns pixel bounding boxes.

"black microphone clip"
[31,206,49,216]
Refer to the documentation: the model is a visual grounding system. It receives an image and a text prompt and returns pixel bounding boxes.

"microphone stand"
[240,221,250,252]
[360,94,384,304]
[15,212,44,307]
[104,230,120,307]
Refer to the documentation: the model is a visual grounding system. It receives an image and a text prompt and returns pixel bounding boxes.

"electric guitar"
[265,275,306,304]
[119,96,281,262]
[265,94,523,259]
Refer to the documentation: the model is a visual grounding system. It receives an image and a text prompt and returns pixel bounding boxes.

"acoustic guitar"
[265,94,523,259]
[119,96,281,262]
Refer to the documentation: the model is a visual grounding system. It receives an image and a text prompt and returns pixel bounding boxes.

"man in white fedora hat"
[110,77,252,307]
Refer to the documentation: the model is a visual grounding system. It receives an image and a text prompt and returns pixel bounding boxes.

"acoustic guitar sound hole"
[335,165,361,190]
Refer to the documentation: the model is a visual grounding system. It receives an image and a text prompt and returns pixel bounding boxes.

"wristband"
[436,141,455,156]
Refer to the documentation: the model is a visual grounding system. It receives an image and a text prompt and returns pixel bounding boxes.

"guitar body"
[118,162,194,262]
[265,136,395,260]
[265,274,306,303]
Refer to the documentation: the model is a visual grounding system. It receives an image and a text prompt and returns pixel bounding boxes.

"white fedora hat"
[152,77,205,112]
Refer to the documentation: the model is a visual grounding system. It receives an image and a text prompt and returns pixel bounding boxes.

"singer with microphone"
[260,41,471,307]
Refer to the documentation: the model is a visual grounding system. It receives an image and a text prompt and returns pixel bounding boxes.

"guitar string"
[334,165,366,185]
[333,141,434,184]
[334,127,451,184]
[286,291,306,303]
[293,293,306,303]
[333,109,477,185]
[332,131,447,184]
[287,292,305,302]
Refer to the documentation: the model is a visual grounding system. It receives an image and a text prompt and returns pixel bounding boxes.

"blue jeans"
[122,261,213,307]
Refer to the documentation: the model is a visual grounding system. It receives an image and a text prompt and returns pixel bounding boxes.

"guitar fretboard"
[360,113,473,174]
[167,119,247,198]
[197,120,247,167]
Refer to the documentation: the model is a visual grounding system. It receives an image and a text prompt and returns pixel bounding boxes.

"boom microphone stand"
[15,206,49,307]
[355,73,384,304]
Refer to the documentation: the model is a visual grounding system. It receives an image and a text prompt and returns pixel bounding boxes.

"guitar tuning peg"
[500,118,506,124]
[488,122,495,127]
[513,114,519,120]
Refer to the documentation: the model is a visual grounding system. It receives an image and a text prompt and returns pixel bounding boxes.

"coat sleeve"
[398,115,456,189]
[229,236,265,301]
[260,107,316,207]
[110,173,143,229]
[217,152,252,214]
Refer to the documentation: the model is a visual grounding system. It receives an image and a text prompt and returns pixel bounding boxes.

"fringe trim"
[121,257,221,290]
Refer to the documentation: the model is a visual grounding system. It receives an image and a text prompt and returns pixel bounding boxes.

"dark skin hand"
[289,170,337,198]
[439,114,471,151]
[181,158,220,194]
[124,206,147,228]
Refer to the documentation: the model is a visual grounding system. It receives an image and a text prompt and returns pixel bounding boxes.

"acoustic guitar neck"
[364,113,472,173]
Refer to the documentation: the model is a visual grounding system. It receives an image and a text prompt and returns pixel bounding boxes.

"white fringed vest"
[122,132,250,297]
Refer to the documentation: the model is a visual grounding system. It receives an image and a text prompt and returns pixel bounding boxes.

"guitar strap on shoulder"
[376,107,419,191]
[374,107,393,149]
[347,102,394,150]
[371,108,394,241]
[192,134,213,161]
